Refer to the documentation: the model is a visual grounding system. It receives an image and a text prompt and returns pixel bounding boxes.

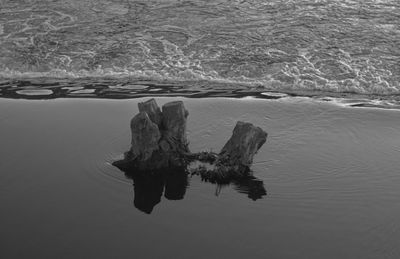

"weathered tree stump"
[217,121,268,172]
[161,101,189,152]
[113,98,268,182]
[114,99,189,171]
[129,112,160,161]
[138,98,163,127]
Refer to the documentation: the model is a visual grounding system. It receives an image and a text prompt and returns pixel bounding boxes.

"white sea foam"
[16,89,53,95]
[0,0,399,99]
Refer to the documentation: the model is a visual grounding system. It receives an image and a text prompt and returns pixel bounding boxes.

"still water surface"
[1,97,400,258]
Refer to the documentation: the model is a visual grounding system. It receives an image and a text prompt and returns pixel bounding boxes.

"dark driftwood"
[218,121,267,171]
[113,98,267,182]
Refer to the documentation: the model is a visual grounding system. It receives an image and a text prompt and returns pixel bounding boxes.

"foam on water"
[15,89,53,95]
[0,0,399,99]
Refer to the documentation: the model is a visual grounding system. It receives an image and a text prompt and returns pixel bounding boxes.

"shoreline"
[1,77,400,108]
[1,90,400,111]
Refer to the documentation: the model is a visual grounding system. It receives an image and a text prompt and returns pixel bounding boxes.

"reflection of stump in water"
[213,177,267,200]
[123,168,266,214]
[164,171,188,200]
[125,169,188,214]
[232,177,267,201]
[130,173,164,214]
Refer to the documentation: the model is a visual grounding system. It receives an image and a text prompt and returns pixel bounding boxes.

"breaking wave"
[0,0,399,100]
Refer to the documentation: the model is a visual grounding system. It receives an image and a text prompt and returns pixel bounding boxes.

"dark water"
[1,0,400,101]
[1,97,400,258]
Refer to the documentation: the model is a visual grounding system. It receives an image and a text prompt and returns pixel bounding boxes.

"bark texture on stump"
[161,101,189,153]
[138,98,163,127]
[129,112,160,161]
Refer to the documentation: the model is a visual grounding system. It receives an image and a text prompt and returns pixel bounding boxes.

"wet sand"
[1,97,400,258]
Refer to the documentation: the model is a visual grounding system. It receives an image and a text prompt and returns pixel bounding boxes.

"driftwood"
[113,98,268,182]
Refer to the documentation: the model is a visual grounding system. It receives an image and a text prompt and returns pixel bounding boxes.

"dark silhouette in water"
[210,176,267,201]
[164,171,188,200]
[232,177,267,201]
[123,168,188,214]
[120,167,266,214]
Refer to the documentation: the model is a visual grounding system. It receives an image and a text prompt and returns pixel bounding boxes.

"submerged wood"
[113,98,268,182]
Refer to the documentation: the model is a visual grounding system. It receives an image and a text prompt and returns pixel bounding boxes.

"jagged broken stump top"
[113,98,268,182]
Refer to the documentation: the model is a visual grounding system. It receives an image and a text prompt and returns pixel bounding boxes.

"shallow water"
[1,97,400,258]
[1,0,400,98]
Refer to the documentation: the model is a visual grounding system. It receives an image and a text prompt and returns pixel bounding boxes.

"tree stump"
[160,101,189,153]
[113,99,268,183]
[188,121,267,183]
[138,98,163,127]
[218,121,268,172]
[114,99,189,171]
[129,112,160,161]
